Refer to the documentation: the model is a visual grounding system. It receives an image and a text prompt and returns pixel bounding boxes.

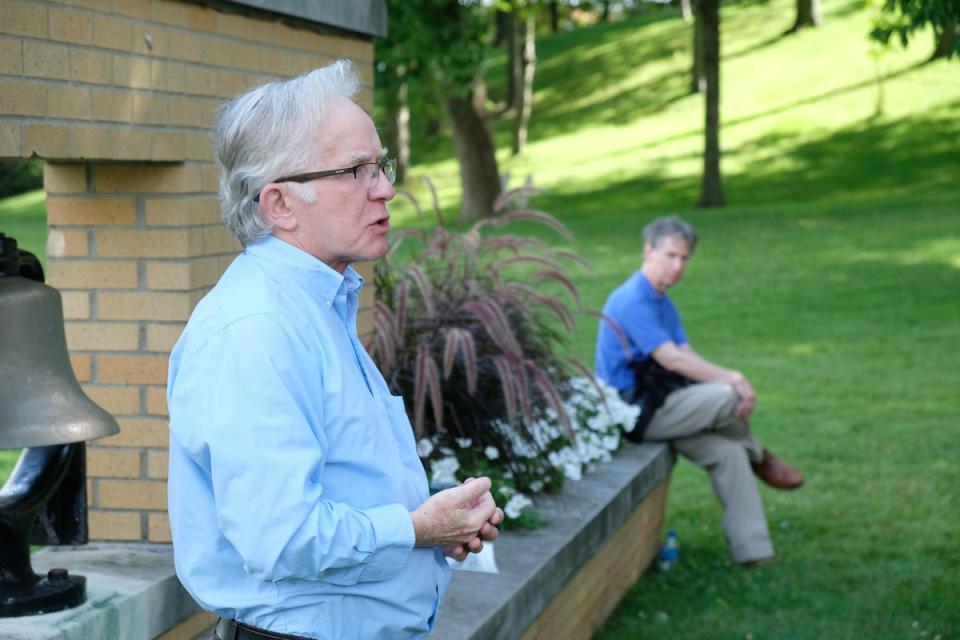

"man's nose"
[369,175,396,201]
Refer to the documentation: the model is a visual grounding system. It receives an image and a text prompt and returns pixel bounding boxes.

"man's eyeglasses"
[253,158,397,202]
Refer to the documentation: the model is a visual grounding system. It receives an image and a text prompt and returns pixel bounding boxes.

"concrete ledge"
[0,543,200,640]
[0,443,672,640]
[430,442,675,640]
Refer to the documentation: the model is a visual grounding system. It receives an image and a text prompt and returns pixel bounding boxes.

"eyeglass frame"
[252,157,397,202]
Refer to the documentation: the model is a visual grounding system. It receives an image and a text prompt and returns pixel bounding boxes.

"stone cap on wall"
[210,0,387,37]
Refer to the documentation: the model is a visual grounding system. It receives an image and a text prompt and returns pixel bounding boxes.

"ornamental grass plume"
[365,177,605,491]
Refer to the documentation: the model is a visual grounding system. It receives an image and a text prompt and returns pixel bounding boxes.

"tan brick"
[61,290,91,319]
[168,95,217,128]
[201,164,219,192]
[98,291,193,321]
[93,14,133,51]
[165,29,205,64]
[71,124,115,159]
[0,37,22,74]
[0,1,47,38]
[91,89,131,123]
[213,40,259,71]
[101,418,168,448]
[48,85,92,120]
[184,65,217,96]
[151,131,185,161]
[145,385,168,416]
[151,0,189,26]
[46,196,135,225]
[132,23,167,56]
[145,262,189,290]
[145,196,220,226]
[99,479,166,509]
[82,384,140,415]
[96,229,190,258]
[88,509,141,541]
[65,321,140,351]
[155,610,217,640]
[70,0,111,10]
[146,449,168,479]
[0,80,45,116]
[47,229,90,258]
[146,322,184,352]
[71,353,92,381]
[94,164,204,194]
[214,69,249,98]
[150,59,184,92]
[23,124,70,159]
[114,0,149,19]
[202,226,238,255]
[99,355,167,384]
[112,54,151,89]
[112,127,153,161]
[49,7,93,45]
[0,123,18,157]
[48,260,138,289]
[130,92,167,125]
[147,512,172,543]
[88,448,141,478]
[23,41,70,80]
[71,49,113,85]
[44,163,88,194]
[185,131,213,161]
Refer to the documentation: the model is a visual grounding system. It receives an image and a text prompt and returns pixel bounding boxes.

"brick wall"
[1,0,375,542]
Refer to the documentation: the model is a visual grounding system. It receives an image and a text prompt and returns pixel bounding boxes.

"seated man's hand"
[731,374,757,418]
[411,477,498,551]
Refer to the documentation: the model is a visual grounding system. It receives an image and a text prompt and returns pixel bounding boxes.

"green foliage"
[869,0,960,57]
[0,160,42,200]
[0,189,46,271]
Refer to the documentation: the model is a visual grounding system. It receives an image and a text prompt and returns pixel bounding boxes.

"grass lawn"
[387,0,959,637]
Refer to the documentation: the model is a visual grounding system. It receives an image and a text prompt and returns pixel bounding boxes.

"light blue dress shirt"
[167,236,450,639]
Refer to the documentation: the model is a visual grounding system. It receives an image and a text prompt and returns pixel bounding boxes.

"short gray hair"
[642,215,698,252]
[212,60,361,246]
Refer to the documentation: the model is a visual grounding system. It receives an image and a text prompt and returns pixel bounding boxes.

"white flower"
[416,438,434,458]
[455,437,473,448]
[530,480,543,493]
[484,446,500,460]
[504,493,534,519]
[431,456,460,485]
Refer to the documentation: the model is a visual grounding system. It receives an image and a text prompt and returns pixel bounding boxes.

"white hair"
[212,60,361,246]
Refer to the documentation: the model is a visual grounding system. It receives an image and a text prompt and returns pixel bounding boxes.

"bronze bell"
[1,233,119,617]
[0,276,119,448]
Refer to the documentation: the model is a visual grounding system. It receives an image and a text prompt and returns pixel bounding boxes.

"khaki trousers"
[645,382,774,563]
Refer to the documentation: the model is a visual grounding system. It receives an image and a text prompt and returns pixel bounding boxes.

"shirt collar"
[244,235,364,302]
[633,271,664,300]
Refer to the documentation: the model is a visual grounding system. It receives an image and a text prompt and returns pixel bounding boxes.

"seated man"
[595,215,803,566]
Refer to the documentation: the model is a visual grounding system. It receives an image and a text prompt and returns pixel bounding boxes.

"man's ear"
[258,186,297,232]
[642,242,653,261]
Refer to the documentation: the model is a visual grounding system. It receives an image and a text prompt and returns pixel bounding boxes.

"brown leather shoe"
[751,449,804,490]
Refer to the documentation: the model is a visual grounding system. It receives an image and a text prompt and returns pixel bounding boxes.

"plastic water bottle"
[658,529,680,572]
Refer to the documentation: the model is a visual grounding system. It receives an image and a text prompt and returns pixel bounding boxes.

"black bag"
[623,357,692,443]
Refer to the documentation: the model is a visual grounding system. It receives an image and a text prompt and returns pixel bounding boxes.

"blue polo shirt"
[595,271,688,392]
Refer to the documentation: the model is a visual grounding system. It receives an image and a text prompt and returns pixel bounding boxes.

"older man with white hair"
[167,61,503,640]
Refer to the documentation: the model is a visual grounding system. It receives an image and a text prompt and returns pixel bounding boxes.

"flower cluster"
[417,377,640,527]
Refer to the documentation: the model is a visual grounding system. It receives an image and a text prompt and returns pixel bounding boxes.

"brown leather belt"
[214,618,311,640]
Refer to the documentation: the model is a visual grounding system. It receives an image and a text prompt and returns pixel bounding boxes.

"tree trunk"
[512,12,536,156]
[787,0,821,34]
[680,0,693,24]
[697,0,724,208]
[446,82,501,222]
[549,1,560,33]
[601,0,611,23]
[931,22,958,60]
[691,5,706,94]
[506,8,519,112]
[393,81,410,184]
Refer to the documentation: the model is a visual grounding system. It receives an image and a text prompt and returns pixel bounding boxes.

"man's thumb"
[456,476,491,504]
